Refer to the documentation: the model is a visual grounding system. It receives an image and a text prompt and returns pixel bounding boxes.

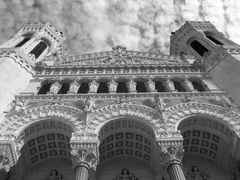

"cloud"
[0,0,239,54]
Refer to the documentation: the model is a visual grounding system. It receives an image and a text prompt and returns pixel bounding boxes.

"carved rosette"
[161,144,184,168]
[71,148,97,170]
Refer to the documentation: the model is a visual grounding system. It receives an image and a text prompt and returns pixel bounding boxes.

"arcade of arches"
[1,106,240,180]
[2,21,240,180]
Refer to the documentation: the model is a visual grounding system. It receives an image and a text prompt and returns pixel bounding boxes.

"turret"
[0,22,66,116]
[170,21,240,106]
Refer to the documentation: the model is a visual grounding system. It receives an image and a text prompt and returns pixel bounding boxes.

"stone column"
[127,78,136,93]
[161,145,185,180]
[146,79,156,92]
[71,148,97,180]
[164,79,176,92]
[48,81,61,94]
[68,80,80,94]
[89,80,99,93]
[183,79,195,92]
[108,78,118,93]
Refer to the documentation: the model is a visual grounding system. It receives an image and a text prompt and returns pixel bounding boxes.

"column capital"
[89,80,99,93]
[160,144,184,168]
[164,79,176,92]
[183,78,195,91]
[126,78,136,92]
[108,78,118,93]
[71,147,97,170]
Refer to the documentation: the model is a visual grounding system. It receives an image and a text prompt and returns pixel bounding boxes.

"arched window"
[97,82,109,93]
[172,80,186,92]
[57,82,70,94]
[190,79,206,92]
[30,41,48,58]
[190,40,209,57]
[136,81,147,92]
[37,82,52,94]
[204,32,223,45]
[15,37,31,47]
[117,82,128,93]
[77,82,89,94]
[155,81,167,92]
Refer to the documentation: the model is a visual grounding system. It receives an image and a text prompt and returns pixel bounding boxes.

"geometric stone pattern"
[99,131,152,163]
[182,130,220,160]
[27,133,71,164]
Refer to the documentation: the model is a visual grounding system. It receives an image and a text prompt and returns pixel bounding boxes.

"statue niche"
[114,168,138,180]
[44,169,64,180]
[186,165,210,180]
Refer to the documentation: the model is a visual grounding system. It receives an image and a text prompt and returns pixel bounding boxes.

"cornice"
[16,91,227,102]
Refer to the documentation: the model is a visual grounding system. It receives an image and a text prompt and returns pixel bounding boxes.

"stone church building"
[0,21,240,180]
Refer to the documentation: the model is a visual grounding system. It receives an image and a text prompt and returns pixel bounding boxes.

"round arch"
[165,101,240,136]
[86,103,165,136]
[0,103,86,140]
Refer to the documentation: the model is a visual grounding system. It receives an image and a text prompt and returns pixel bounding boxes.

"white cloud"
[0,0,240,54]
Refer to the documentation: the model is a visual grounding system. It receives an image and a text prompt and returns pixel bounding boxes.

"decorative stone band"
[0,142,17,172]
[71,147,97,171]
[0,148,11,172]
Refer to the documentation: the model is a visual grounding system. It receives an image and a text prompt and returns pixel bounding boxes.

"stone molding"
[0,141,17,171]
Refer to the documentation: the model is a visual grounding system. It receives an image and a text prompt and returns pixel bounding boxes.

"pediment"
[52,46,189,67]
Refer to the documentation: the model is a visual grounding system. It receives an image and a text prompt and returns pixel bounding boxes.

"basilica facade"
[0,21,240,180]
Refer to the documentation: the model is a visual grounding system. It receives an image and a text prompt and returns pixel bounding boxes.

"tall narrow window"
[57,83,70,94]
[117,82,128,93]
[190,40,209,57]
[173,80,186,92]
[37,82,51,94]
[30,41,48,58]
[136,81,147,92]
[191,80,205,92]
[97,82,109,93]
[77,82,89,93]
[155,81,166,92]
[205,34,223,45]
[15,37,31,47]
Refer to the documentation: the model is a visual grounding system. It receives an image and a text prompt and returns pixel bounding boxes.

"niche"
[117,82,128,93]
[97,82,109,93]
[77,82,89,94]
[136,81,147,92]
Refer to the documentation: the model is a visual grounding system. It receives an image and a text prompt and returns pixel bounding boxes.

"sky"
[0,0,240,54]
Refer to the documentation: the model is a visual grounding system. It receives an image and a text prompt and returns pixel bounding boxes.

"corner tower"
[0,22,66,115]
[170,21,240,106]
